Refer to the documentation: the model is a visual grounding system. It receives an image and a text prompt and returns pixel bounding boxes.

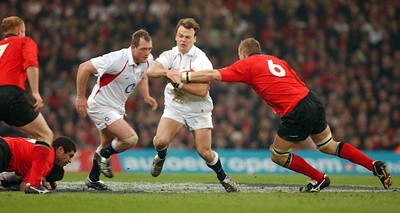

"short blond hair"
[239,38,261,56]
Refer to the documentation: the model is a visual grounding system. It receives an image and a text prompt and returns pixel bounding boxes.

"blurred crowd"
[0,0,399,151]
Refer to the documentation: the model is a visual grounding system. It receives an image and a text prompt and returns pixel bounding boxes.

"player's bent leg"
[151,136,167,177]
[117,134,139,150]
[201,149,239,192]
[269,142,329,192]
[151,118,183,177]
[94,151,113,178]
[313,130,392,189]
[20,113,53,144]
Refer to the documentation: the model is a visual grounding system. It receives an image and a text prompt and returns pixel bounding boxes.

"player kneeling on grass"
[0,136,76,194]
[166,37,392,192]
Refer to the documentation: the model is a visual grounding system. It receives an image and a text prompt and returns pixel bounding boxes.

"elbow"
[146,69,156,77]
[199,91,208,97]
[78,62,88,74]
[198,87,209,97]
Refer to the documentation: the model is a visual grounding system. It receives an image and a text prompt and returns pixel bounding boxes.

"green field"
[0,173,398,213]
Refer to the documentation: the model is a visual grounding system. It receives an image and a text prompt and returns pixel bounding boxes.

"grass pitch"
[0,173,398,213]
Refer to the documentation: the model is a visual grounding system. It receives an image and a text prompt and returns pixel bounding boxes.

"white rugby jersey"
[87,46,153,112]
[157,45,213,113]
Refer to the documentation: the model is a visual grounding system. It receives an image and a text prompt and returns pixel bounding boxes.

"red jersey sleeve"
[22,37,39,70]
[218,60,251,83]
[0,36,39,90]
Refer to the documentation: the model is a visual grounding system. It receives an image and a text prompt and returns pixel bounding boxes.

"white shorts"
[87,103,124,130]
[162,106,213,131]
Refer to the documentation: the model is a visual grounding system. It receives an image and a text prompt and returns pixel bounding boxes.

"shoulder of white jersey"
[148,53,154,63]
[159,48,174,58]
[93,48,125,61]
[192,46,213,69]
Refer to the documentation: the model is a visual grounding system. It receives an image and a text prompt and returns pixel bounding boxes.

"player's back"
[0,36,38,89]
[3,137,35,175]
[250,54,309,115]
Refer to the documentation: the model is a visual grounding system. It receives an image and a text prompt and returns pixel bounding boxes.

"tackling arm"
[167,69,222,84]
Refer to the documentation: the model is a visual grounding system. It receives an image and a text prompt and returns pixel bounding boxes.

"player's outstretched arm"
[167,69,221,83]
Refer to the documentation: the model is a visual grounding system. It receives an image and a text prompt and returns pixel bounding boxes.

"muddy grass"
[53,182,396,194]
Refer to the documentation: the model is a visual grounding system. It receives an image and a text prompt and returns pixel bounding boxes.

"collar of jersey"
[127,46,138,67]
[4,34,18,38]
[172,45,196,57]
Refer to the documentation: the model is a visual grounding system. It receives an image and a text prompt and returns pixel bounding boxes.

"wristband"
[181,72,192,83]
[181,72,187,83]
[172,83,184,88]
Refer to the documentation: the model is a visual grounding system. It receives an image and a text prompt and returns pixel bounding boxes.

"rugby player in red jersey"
[0,136,76,192]
[0,16,54,194]
[166,38,392,192]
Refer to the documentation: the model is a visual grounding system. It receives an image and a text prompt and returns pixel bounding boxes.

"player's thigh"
[155,117,184,142]
[310,125,331,144]
[105,118,136,139]
[192,128,212,151]
[272,134,297,151]
[157,107,185,141]
[19,113,53,143]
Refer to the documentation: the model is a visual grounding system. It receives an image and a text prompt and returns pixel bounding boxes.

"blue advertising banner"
[118,149,400,175]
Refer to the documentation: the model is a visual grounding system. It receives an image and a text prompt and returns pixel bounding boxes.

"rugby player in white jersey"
[75,29,158,190]
[147,18,238,192]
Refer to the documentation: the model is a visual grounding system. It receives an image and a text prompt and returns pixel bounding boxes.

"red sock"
[287,154,325,182]
[28,142,50,186]
[337,143,374,171]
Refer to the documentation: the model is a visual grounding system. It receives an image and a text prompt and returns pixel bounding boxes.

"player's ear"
[57,146,64,154]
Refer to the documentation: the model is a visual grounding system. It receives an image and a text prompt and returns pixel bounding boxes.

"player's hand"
[75,96,88,117]
[43,181,51,190]
[19,181,27,192]
[166,70,182,83]
[31,92,44,111]
[144,96,158,111]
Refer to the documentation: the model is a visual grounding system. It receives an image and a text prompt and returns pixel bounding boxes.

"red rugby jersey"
[0,35,39,90]
[3,137,54,183]
[219,54,309,116]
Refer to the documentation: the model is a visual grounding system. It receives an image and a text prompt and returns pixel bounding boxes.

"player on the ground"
[0,136,76,193]
[167,38,392,192]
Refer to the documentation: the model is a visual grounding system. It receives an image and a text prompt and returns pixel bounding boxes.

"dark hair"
[52,136,76,153]
[239,38,261,56]
[1,16,24,34]
[175,18,200,36]
[131,29,152,47]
